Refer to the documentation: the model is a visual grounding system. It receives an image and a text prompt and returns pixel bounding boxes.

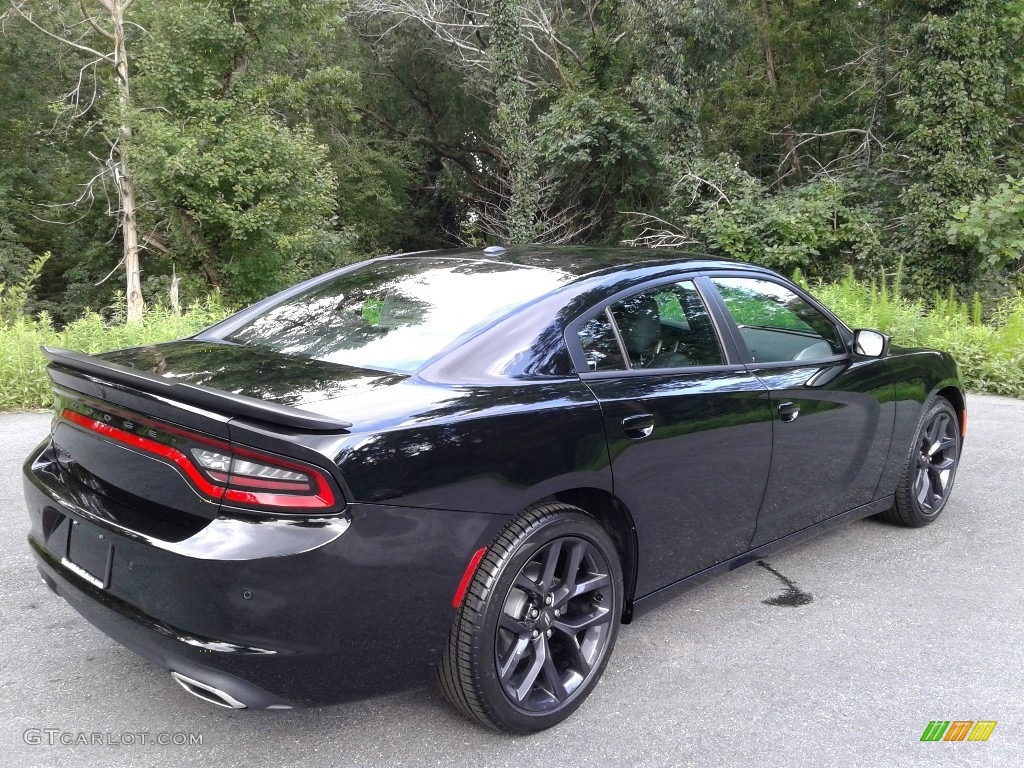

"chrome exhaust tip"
[170,671,247,709]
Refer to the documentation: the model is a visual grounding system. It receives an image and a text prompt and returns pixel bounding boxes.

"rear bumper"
[23,439,507,708]
[31,544,294,709]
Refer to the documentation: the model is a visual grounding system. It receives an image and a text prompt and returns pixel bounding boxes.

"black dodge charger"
[22,246,965,732]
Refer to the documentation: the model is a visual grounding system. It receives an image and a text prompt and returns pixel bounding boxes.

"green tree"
[129,0,352,304]
[702,0,876,184]
[489,0,537,244]
[350,0,734,244]
[895,0,1012,289]
[5,0,146,319]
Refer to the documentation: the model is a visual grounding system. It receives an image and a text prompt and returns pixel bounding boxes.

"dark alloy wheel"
[882,397,962,527]
[437,503,623,733]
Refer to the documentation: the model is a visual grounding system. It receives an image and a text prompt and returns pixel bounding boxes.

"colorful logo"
[920,721,997,742]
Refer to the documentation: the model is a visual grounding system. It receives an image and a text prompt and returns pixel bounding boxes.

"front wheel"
[881,397,962,527]
[438,503,623,733]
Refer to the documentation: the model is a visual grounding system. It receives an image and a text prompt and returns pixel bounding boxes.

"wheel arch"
[533,487,640,623]
[935,384,966,436]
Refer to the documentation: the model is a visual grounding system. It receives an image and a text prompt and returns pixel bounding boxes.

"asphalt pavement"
[1,396,1022,768]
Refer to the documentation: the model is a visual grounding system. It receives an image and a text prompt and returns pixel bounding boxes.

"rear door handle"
[778,401,800,423]
[622,413,655,439]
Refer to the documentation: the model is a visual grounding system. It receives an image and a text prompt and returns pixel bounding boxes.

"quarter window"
[577,312,626,372]
[711,277,844,363]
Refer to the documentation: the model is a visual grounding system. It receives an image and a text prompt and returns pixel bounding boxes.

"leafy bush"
[660,158,888,281]
[0,252,48,324]
[808,270,1024,399]
[949,175,1024,271]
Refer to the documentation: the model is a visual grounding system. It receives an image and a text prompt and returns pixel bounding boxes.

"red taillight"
[61,408,336,511]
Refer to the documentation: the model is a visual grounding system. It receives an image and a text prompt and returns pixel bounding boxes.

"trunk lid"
[44,341,378,536]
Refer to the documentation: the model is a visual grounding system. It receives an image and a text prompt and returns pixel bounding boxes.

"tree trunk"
[758,0,801,184]
[106,0,143,321]
[490,0,537,244]
[760,0,777,88]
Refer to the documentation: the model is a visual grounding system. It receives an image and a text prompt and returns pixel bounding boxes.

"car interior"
[580,278,842,372]
[611,292,724,369]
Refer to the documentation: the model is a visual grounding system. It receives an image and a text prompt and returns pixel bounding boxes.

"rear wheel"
[438,503,623,733]
[881,397,961,527]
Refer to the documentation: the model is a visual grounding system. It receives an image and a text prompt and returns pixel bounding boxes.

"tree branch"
[79,0,114,40]
[7,1,114,62]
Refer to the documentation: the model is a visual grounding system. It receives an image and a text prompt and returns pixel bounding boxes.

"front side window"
[710,277,844,363]
[227,259,571,372]
[576,280,724,371]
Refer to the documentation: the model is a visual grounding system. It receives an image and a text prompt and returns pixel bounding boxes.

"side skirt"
[629,495,895,620]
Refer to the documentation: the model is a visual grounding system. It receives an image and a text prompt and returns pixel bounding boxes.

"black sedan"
[22,246,965,732]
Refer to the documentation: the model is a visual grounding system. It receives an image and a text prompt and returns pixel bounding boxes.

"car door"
[568,277,774,597]
[703,274,895,547]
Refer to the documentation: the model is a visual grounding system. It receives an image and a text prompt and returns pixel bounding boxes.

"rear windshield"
[225,258,570,372]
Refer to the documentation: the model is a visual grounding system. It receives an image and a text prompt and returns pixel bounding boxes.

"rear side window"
[227,259,570,372]
[577,280,723,371]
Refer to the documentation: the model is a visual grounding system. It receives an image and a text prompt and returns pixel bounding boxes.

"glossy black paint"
[25,439,507,705]
[581,370,773,594]
[22,246,965,709]
[746,360,893,546]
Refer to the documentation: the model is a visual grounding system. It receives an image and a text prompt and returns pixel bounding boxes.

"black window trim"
[698,270,855,368]
[565,273,749,378]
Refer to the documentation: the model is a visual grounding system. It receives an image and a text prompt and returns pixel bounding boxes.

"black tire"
[437,503,623,733]
[880,397,962,527]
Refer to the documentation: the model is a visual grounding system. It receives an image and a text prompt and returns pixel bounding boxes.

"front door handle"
[778,401,800,423]
[622,413,655,439]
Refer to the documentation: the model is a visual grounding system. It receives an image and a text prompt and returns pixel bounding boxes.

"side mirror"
[854,329,890,358]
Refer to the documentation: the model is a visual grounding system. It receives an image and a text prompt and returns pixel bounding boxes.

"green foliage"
[0,195,36,289]
[703,0,871,179]
[134,110,340,302]
[949,176,1024,270]
[815,270,1024,398]
[0,253,49,323]
[489,0,538,244]
[129,0,354,304]
[0,297,229,412]
[0,6,125,322]
[668,160,885,278]
[895,0,1012,288]
[535,88,661,225]
[2,0,1024,352]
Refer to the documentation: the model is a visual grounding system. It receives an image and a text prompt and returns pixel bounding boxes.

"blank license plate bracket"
[62,521,113,590]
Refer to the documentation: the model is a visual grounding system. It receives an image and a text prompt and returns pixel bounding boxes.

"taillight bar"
[61,409,336,511]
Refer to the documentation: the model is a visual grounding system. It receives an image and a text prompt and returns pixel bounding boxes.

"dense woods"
[1,0,1022,322]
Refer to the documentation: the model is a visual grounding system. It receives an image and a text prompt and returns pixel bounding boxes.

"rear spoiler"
[41,346,353,432]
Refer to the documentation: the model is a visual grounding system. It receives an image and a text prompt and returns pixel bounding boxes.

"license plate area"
[62,520,113,590]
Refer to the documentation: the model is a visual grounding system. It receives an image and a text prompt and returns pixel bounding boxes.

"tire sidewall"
[470,513,623,733]
[904,398,961,522]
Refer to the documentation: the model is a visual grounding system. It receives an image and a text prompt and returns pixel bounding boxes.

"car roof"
[388,245,745,280]
[400,246,789,381]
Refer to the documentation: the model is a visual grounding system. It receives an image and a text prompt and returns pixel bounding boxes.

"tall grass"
[1,268,1021,412]
[0,298,229,411]
[805,269,1024,398]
